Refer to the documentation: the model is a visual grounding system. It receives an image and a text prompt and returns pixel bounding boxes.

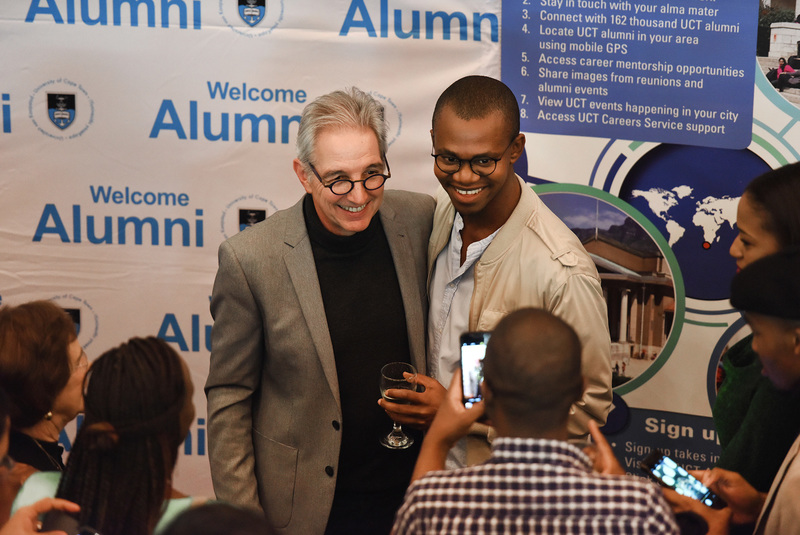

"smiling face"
[729,193,782,271]
[431,105,524,229]
[747,312,800,391]
[294,126,385,237]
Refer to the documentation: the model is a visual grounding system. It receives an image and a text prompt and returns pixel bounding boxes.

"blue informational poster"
[502,0,759,149]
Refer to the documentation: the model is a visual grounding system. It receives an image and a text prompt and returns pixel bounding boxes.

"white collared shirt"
[428,213,500,468]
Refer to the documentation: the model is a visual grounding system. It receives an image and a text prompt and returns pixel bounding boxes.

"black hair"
[432,75,520,141]
[56,337,188,535]
[745,162,800,247]
[162,503,275,535]
[483,308,582,433]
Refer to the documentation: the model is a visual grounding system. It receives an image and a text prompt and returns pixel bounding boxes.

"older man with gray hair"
[206,87,441,535]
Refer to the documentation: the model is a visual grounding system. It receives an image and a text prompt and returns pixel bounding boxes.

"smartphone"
[460,331,491,408]
[41,511,103,535]
[639,449,726,509]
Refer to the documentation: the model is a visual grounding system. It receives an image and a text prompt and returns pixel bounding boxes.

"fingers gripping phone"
[460,332,490,408]
[639,449,726,509]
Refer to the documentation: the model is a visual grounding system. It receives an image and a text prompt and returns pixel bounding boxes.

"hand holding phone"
[639,449,726,509]
[460,332,490,408]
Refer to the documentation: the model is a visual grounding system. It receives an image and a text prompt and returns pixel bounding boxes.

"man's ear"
[293,158,313,194]
[508,133,526,164]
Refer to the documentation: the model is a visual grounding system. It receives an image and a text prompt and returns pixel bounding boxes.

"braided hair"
[56,337,189,535]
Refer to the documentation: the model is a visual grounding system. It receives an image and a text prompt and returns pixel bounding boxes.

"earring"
[44,411,53,420]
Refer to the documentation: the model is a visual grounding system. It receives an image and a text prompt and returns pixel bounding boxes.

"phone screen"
[460,332,490,408]
[639,450,725,509]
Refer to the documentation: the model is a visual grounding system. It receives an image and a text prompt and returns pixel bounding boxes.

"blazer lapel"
[381,200,427,375]
[282,201,341,408]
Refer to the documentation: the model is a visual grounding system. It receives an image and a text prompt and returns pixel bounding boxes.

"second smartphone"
[460,331,491,408]
[639,449,726,509]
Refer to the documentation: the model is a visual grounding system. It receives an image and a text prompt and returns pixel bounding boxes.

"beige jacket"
[428,177,613,451]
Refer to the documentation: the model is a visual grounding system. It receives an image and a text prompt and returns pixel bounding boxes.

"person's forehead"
[313,126,382,168]
[747,311,790,331]
[737,196,770,232]
[315,124,378,147]
[434,106,510,140]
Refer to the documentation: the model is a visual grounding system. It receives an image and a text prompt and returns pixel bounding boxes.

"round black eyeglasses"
[431,138,516,177]
[308,155,391,196]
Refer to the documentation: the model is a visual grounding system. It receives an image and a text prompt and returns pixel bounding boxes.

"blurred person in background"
[12,336,205,535]
[162,502,275,535]
[714,163,800,500]
[0,385,81,533]
[0,300,87,474]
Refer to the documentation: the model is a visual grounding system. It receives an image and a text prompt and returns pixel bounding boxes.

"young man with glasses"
[206,87,439,535]
[421,75,613,468]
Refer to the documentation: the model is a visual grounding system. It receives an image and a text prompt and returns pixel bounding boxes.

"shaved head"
[483,308,583,434]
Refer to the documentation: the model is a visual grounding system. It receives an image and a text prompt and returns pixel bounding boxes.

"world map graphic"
[630,186,739,250]
[616,144,769,300]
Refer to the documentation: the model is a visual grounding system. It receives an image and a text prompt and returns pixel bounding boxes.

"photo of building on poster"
[538,191,674,389]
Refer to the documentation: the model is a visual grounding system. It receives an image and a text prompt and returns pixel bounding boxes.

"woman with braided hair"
[11,336,206,535]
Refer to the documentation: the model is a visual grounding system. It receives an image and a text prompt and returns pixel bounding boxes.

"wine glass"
[379,361,417,449]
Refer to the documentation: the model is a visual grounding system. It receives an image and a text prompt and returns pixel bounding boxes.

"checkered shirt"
[393,437,679,535]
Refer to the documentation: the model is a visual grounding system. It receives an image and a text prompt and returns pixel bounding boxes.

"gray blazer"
[205,190,434,535]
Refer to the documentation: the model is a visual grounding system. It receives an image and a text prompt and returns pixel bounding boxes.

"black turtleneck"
[303,195,420,534]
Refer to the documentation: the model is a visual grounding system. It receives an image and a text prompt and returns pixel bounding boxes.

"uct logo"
[49,294,100,349]
[220,194,279,239]
[48,93,76,130]
[239,0,265,27]
[220,0,284,37]
[369,91,402,147]
[30,79,94,140]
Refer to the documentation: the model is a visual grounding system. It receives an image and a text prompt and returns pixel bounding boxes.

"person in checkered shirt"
[392,308,679,535]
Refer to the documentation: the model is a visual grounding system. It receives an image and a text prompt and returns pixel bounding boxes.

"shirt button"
[332,420,340,431]
[325,466,334,477]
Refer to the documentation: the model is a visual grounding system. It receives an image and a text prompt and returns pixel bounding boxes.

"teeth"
[342,204,366,213]
[456,187,483,196]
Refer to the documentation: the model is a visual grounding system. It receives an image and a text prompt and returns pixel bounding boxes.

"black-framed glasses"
[308,154,391,196]
[71,348,88,374]
[431,137,517,177]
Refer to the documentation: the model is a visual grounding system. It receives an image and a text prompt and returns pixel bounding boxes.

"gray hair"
[295,87,387,166]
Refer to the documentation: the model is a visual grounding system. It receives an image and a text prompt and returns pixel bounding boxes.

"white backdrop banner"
[1,0,795,498]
